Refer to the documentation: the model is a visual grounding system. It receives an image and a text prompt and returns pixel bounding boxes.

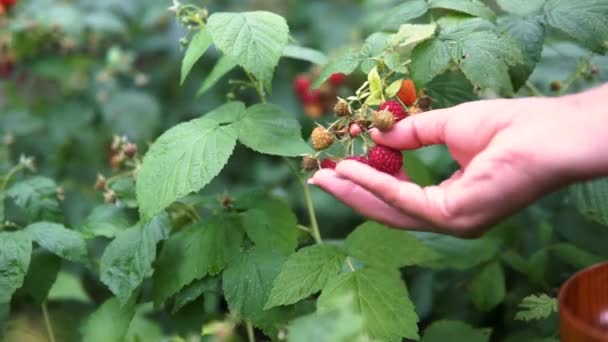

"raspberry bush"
[0,0,608,341]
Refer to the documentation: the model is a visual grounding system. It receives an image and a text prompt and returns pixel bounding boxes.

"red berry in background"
[345,156,368,164]
[293,74,311,97]
[0,57,14,78]
[367,145,403,175]
[397,79,417,106]
[320,159,337,169]
[378,100,408,122]
[0,4,5,14]
[329,73,346,87]
[2,0,17,8]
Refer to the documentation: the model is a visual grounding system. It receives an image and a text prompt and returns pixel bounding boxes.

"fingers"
[309,169,428,229]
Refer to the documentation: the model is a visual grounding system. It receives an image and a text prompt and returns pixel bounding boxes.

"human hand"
[309,86,608,237]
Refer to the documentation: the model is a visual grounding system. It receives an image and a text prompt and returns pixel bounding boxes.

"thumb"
[370,106,456,151]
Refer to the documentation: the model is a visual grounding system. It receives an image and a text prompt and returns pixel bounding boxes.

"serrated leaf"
[430,0,496,21]
[550,243,604,269]
[497,0,545,16]
[312,49,360,89]
[365,66,384,106]
[172,277,220,313]
[499,16,545,90]
[100,213,170,305]
[0,231,32,303]
[81,297,136,342]
[244,199,299,256]
[21,250,61,304]
[136,103,241,220]
[6,176,62,223]
[543,0,608,54]
[207,11,289,87]
[109,177,138,208]
[237,104,311,156]
[344,221,438,269]
[223,248,293,333]
[410,39,452,86]
[412,231,499,269]
[385,80,403,99]
[471,260,506,312]
[570,177,608,226]
[515,294,558,321]
[79,205,134,239]
[283,45,328,65]
[379,0,430,31]
[196,55,238,97]
[154,215,244,306]
[26,222,88,263]
[422,320,490,342]
[265,244,346,309]
[403,151,435,186]
[360,33,390,74]
[425,71,479,108]
[318,268,419,341]
[181,29,213,84]
[390,24,437,48]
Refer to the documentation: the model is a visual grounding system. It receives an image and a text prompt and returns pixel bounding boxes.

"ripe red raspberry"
[368,145,403,174]
[378,100,408,122]
[345,156,368,165]
[329,73,346,87]
[293,75,312,100]
[320,159,337,169]
[2,0,17,7]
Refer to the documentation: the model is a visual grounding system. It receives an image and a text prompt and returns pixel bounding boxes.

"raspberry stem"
[284,158,322,244]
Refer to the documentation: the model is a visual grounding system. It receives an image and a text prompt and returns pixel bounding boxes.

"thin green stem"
[246,321,255,342]
[1,164,24,190]
[42,301,56,342]
[525,81,544,97]
[284,158,322,244]
[246,72,267,103]
[297,224,312,233]
[346,257,355,271]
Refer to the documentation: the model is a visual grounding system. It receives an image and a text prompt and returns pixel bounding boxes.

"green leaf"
[497,0,545,16]
[244,198,299,255]
[203,101,247,125]
[207,11,289,87]
[48,271,91,302]
[181,29,213,84]
[0,231,32,303]
[425,71,479,108]
[238,104,311,156]
[403,151,435,186]
[223,248,292,333]
[265,244,346,309]
[79,205,134,239]
[196,55,238,97]
[515,294,558,321]
[471,261,506,312]
[109,178,138,208]
[136,103,241,220]
[543,0,608,54]
[412,231,500,269]
[344,221,438,269]
[101,90,161,144]
[283,45,328,65]
[390,24,437,48]
[550,243,604,269]
[498,16,545,90]
[288,294,366,342]
[570,177,608,226]
[6,176,62,223]
[422,320,490,342]
[430,0,496,21]
[410,39,452,87]
[21,250,61,304]
[100,214,170,305]
[172,277,220,313]
[318,268,419,341]
[312,49,360,89]
[154,215,244,306]
[81,297,136,342]
[366,66,384,106]
[360,33,390,73]
[379,0,430,31]
[124,306,164,342]
[26,222,88,263]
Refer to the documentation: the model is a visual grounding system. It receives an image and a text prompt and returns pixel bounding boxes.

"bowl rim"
[559,261,608,340]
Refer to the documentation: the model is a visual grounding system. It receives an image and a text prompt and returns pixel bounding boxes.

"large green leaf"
[543,0,608,53]
[172,277,220,313]
[429,0,496,21]
[412,231,500,269]
[26,222,88,263]
[100,214,170,305]
[344,221,438,269]
[378,0,430,31]
[403,151,435,186]
[21,250,61,304]
[223,248,293,333]
[312,49,361,88]
[550,243,605,269]
[6,176,62,223]
[390,24,437,48]
[422,320,490,342]
[136,103,242,220]
[360,33,391,74]
[79,205,134,239]
[81,297,136,342]
[180,29,213,84]
[570,178,608,227]
[265,244,346,309]
[318,268,419,341]
[0,231,32,303]
[410,39,452,87]
[497,0,545,16]
[471,261,506,312]
[207,11,289,87]
[154,215,244,306]
[196,55,238,97]
[425,71,479,108]
[243,198,299,255]
[238,104,311,156]
[283,45,328,65]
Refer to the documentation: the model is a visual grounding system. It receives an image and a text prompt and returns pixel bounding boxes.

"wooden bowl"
[559,262,608,341]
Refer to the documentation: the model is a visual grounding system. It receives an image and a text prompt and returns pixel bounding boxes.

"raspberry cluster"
[293,71,347,119]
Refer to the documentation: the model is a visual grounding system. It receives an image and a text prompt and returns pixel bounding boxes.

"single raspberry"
[301,155,318,171]
[408,106,424,115]
[378,100,408,122]
[397,79,417,106]
[2,0,18,6]
[329,73,346,87]
[320,159,337,169]
[349,123,362,137]
[311,127,333,150]
[333,99,349,116]
[293,75,311,95]
[416,96,432,111]
[345,156,368,164]
[550,80,561,92]
[302,89,323,104]
[372,110,395,132]
[368,145,403,175]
